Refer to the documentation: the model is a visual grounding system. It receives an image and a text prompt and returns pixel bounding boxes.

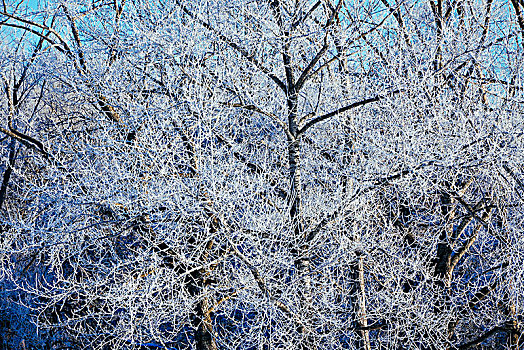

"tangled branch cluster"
[1,0,524,349]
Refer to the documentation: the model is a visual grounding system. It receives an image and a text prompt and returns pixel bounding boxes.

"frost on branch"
[0,0,523,349]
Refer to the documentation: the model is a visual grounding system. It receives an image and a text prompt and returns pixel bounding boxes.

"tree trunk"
[350,252,371,350]
[193,297,217,350]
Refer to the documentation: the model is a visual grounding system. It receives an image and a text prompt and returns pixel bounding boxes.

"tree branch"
[294,34,329,91]
[0,10,73,55]
[0,22,64,53]
[294,0,342,91]
[305,161,435,243]
[174,0,286,92]
[458,325,513,349]
[503,163,524,200]
[0,126,49,160]
[448,207,492,279]
[219,102,292,138]
[62,4,88,73]
[0,140,16,210]
[449,191,489,227]
[379,0,412,47]
[510,0,524,49]
[298,90,400,134]
[467,279,500,311]
[213,131,288,200]
[291,0,321,31]
[307,8,398,80]
[225,235,296,319]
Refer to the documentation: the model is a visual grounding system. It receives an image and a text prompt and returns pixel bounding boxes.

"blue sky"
[23,0,39,10]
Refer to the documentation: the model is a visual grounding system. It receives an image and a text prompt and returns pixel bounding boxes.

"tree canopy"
[1,0,524,349]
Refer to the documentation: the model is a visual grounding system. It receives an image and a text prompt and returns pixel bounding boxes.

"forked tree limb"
[225,234,301,323]
[294,0,342,91]
[1,10,122,123]
[213,131,288,200]
[291,0,321,31]
[447,207,492,281]
[308,8,398,80]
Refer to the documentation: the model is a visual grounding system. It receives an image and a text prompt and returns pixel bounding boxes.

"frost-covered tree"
[1,0,524,349]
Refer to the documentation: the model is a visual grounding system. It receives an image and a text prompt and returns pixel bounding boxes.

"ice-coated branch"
[174,0,287,92]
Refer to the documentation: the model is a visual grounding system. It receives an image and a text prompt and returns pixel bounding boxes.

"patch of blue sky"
[20,0,39,11]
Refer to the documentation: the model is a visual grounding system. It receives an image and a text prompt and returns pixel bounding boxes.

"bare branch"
[225,235,296,319]
[458,325,513,349]
[291,0,321,30]
[218,102,291,138]
[308,8,398,79]
[448,207,492,278]
[0,126,49,160]
[503,164,524,200]
[298,90,400,134]
[510,0,524,48]
[0,10,73,54]
[449,191,489,227]
[213,131,288,200]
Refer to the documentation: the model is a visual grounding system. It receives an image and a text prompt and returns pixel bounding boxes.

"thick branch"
[298,90,400,134]
[449,191,489,227]
[0,141,16,210]
[294,35,329,91]
[294,0,342,91]
[62,5,88,73]
[219,102,291,138]
[458,325,513,349]
[291,0,321,30]
[0,22,64,53]
[97,95,120,122]
[467,279,500,311]
[0,126,49,160]
[0,11,73,55]
[448,208,492,278]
